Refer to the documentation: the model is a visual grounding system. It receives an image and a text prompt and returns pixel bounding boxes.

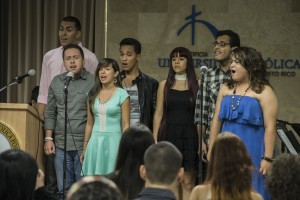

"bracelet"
[84,140,89,143]
[44,137,53,142]
[262,156,274,163]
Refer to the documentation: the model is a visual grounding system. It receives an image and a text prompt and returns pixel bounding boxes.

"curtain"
[0,0,105,103]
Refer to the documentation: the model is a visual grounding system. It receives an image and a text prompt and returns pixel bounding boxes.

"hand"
[80,150,85,163]
[44,140,55,155]
[35,169,45,190]
[259,159,272,175]
[201,141,208,162]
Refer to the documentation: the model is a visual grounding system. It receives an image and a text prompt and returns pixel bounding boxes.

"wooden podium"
[0,103,44,170]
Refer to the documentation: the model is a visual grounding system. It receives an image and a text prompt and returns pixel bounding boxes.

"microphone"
[64,72,74,89]
[14,69,36,83]
[200,66,208,75]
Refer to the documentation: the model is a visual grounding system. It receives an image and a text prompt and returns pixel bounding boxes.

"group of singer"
[37,16,278,200]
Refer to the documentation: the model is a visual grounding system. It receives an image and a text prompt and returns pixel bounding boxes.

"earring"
[113,78,117,84]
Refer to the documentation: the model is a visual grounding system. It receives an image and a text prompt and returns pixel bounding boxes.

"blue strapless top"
[218,95,264,127]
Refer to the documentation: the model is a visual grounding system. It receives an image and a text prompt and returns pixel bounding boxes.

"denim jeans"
[54,146,82,200]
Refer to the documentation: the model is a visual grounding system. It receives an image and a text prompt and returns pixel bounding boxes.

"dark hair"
[88,58,122,115]
[158,47,198,140]
[216,30,240,48]
[266,154,300,200]
[62,16,81,31]
[206,133,253,200]
[67,176,123,200]
[227,46,271,93]
[119,38,141,54]
[0,149,38,200]
[112,124,155,199]
[62,43,84,60]
[144,141,182,185]
[31,86,39,101]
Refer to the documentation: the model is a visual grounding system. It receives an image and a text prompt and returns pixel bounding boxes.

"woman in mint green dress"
[81,58,130,175]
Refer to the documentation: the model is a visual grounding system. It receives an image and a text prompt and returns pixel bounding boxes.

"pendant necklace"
[231,85,251,110]
[98,88,115,104]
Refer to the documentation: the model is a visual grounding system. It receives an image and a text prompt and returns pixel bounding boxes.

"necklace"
[175,74,187,80]
[231,85,250,110]
[98,88,115,104]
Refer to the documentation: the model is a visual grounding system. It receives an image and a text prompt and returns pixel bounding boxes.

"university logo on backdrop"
[158,5,219,69]
[177,5,217,46]
[158,4,299,78]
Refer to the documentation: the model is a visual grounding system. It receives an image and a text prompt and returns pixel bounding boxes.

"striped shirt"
[194,65,231,140]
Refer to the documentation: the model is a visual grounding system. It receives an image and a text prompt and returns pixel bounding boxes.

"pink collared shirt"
[38,43,98,104]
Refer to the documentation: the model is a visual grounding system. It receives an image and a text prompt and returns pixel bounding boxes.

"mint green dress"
[82,88,129,175]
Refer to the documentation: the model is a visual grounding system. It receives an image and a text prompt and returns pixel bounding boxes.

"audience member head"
[59,16,81,47]
[229,46,270,93]
[0,149,38,200]
[206,132,253,200]
[266,154,300,200]
[113,124,155,199]
[141,141,183,186]
[67,176,123,200]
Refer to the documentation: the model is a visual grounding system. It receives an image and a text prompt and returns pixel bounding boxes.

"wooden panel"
[0,103,44,170]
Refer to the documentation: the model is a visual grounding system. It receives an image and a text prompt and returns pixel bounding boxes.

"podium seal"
[0,121,20,153]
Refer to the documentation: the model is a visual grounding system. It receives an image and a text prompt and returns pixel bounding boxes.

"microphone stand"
[198,72,205,184]
[0,85,9,93]
[63,86,68,200]
[0,79,22,94]
[0,70,35,101]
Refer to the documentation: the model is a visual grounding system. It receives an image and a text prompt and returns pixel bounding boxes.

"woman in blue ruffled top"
[208,47,278,200]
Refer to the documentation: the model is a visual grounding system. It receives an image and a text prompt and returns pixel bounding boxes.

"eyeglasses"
[212,41,231,47]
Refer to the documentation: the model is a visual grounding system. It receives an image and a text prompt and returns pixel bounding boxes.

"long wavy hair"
[227,47,271,93]
[158,47,199,140]
[112,124,155,200]
[88,58,122,115]
[205,133,253,200]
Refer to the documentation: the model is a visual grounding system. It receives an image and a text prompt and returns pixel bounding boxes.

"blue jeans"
[54,146,82,200]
